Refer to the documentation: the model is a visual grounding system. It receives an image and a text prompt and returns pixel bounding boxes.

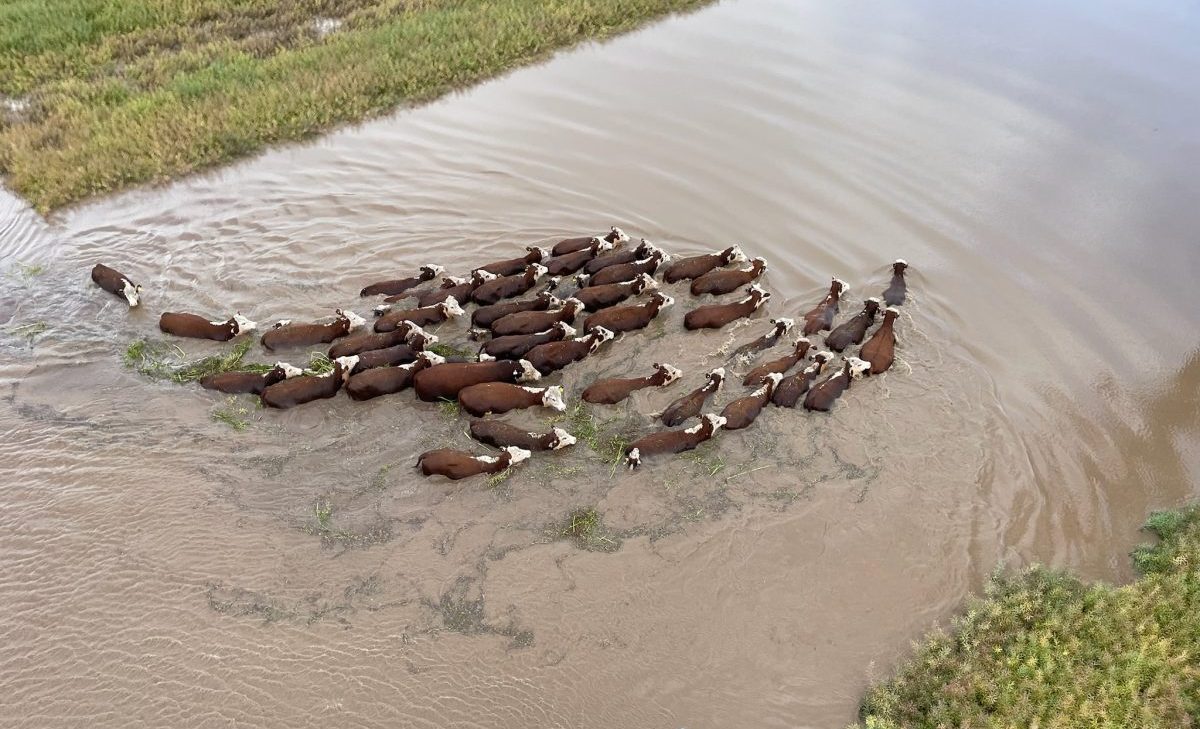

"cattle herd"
[91,227,908,477]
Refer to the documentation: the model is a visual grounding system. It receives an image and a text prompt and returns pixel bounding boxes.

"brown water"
[3,0,1199,725]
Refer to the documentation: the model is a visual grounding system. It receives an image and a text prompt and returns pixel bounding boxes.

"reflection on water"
[2,0,1198,725]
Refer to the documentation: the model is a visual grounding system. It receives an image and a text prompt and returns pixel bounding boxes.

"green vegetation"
[123,337,276,382]
[856,504,1200,728]
[436,398,461,420]
[486,465,514,489]
[7,320,48,343]
[550,401,633,470]
[1,0,712,212]
[305,351,335,375]
[553,507,621,552]
[211,396,251,430]
[305,495,393,549]
[9,262,45,279]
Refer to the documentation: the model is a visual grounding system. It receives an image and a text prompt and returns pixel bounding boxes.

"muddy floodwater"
[3,0,1199,726]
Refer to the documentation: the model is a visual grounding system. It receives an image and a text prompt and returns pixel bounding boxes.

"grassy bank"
[856,505,1200,727]
[0,0,711,212]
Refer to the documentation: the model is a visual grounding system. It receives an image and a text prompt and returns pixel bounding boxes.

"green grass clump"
[553,507,621,552]
[856,504,1200,728]
[552,402,631,459]
[7,320,48,342]
[486,466,514,489]
[9,262,45,279]
[211,397,250,430]
[123,337,273,382]
[437,399,460,420]
[1,0,713,212]
[305,351,335,375]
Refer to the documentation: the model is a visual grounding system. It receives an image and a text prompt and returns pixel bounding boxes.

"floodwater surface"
[2,0,1199,726]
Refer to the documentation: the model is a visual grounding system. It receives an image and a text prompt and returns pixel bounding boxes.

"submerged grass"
[7,320,48,343]
[1,0,714,212]
[123,337,274,382]
[211,396,250,430]
[437,399,461,420]
[9,262,45,279]
[856,504,1200,728]
[552,507,621,552]
[550,401,633,471]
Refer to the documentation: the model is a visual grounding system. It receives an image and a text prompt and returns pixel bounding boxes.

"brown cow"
[801,278,849,335]
[260,309,367,351]
[803,357,870,412]
[551,226,628,256]
[662,245,747,284]
[859,307,899,374]
[159,312,256,341]
[624,414,726,470]
[690,257,767,296]
[91,264,141,307]
[417,446,531,480]
[683,284,770,330]
[582,363,682,405]
[360,264,443,297]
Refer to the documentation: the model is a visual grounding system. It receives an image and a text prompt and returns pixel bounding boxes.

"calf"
[344,351,445,401]
[327,322,433,358]
[582,363,682,405]
[690,257,767,296]
[574,273,656,312]
[825,298,881,352]
[413,359,541,402]
[471,263,548,305]
[374,297,464,332]
[159,312,256,341]
[260,355,359,409]
[544,239,613,276]
[742,337,812,386]
[771,351,834,408]
[662,245,747,283]
[457,383,566,417]
[91,263,141,307]
[683,284,770,330]
[624,414,726,470]
[491,298,584,336]
[731,318,794,359]
[882,259,908,306]
[802,278,849,335]
[417,446,531,480]
[360,264,444,297]
[580,250,668,287]
[721,373,782,430]
[524,326,615,374]
[551,226,628,256]
[260,309,367,351]
[479,322,575,361]
[477,247,551,277]
[200,362,304,395]
[804,357,870,412]
[859,306,899,374]
[472,291,559,328]
[583,292,673,334]
[582,238,654,275]
[469,420,577,451]
[659,368,725,426]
